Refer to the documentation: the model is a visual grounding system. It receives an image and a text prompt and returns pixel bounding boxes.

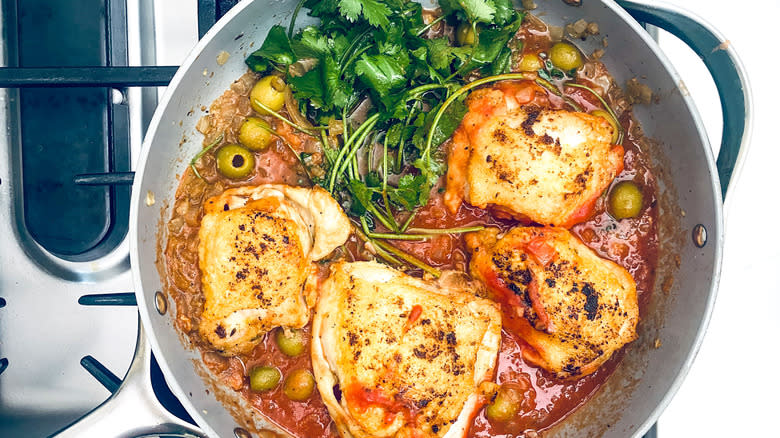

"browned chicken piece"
[312,261,502,438]
[198,185,350,356]
[467,226,638,379]
[445,81,624,227]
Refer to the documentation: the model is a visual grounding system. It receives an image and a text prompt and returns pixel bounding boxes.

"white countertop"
[655,1,778,436]
[152,1,777,435]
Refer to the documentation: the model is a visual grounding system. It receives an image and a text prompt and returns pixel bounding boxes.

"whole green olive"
[590,109,620,144]
[518,53,543,72]
[249,365,281,392]
[456,22,476,46]
[485,385,524,422]
[283,368,315,401]
[549,42,583,72]
[275,328,306,357]
[608,181,644,220]
[216,144,255,179]
[250,76,287,115]
[239,117,275,151]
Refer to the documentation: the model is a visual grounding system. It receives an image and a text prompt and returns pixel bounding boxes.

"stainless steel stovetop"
[1,0,765,436]
[0,0,188,435]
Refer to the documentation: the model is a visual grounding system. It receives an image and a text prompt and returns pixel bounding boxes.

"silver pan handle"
[617,0,753,200]
[50,316,206,438]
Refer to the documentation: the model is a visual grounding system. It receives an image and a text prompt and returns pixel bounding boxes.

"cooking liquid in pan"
[163,14,658,437]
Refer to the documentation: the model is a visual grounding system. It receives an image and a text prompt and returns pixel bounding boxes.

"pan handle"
[616,0,752,199]
[50,317,207,438]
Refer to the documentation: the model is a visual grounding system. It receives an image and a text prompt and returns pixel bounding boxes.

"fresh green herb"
[189,133,224,179]
[564,82,625,144]
[245,25,296,73]
[245,0,529,273]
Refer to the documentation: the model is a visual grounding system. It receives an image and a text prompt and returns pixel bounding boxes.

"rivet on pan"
[234,427,252,438]
[154,291,168,315]
[692,224,707,248]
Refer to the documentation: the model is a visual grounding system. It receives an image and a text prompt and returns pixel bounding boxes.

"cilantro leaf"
[426,38,470,72]
[388,174,427,210]
[491,46,512,75]
[336,0,392,29]
[360,0,393,29]
[347,178,374,214]
[338,0,362,22]
[288,65,326,107]
[439,0,496,24]
[412,98,468,151]
[292,26,330,58]
[245,25,296,72]
[412,156,446,205]
[459,16,522,74]
[492,0,517,26]
[322,55,353,109]
[355,53,408,99]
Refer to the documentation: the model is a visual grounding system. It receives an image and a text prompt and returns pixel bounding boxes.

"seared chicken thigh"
[445,82,624,227]
[312,262,502,438]
[198,185,350,355]
[467,227,638,379]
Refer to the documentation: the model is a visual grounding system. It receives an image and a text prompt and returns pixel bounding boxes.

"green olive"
[275,328,306,357]
[249,365,281,392]
[518,53,543,72]
[608,181,644,220]
[250,76,287,115]
[216,144,255,179]
[283,368,315,401]
[485,385,523,422]
[549,42,583,71]
[456,22,476,46]
[591,109,620,144]
[239,117,275,151]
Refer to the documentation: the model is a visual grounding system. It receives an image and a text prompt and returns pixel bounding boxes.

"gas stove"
[0,1,232,435]
[0,0,754,436]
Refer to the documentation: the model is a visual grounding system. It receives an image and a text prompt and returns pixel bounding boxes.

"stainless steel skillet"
[55,0,752,436]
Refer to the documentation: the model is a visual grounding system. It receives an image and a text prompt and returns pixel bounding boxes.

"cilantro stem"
[370,232,429,241]
[330,113,380,191]
[372,238,441,278]
[320,130,335,166]
[255,122,313,182]
[406,225,484,234]
[342,45,373,77]
[339,30,371,69]
[361,217,426,241]
[406,84,448,101]
[353,226,404,266]
[400,210,416,232]
[252,99,325,135]
[416,15,446,36]
[382,132,389,191]
[288,0,305,38]
[380,134,399,230]
[394,100,420,173]
[362,200,398,232]
[563,82,624,144]
[534,78,583,112]
[423,73,531,162]
[189,133,224,180]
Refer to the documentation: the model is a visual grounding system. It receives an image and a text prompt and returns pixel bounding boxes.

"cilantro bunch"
[245,0,524,273]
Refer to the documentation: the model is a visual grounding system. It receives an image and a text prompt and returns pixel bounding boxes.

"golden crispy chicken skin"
[198,185,350,356]
[311,262,502,438]
[445,81,624,227]
[467,227,638,379]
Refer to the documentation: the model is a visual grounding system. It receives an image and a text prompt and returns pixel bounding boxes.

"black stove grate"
[0,0,659,435]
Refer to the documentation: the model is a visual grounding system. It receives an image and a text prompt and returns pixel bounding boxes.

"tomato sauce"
[163,15,658,437]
